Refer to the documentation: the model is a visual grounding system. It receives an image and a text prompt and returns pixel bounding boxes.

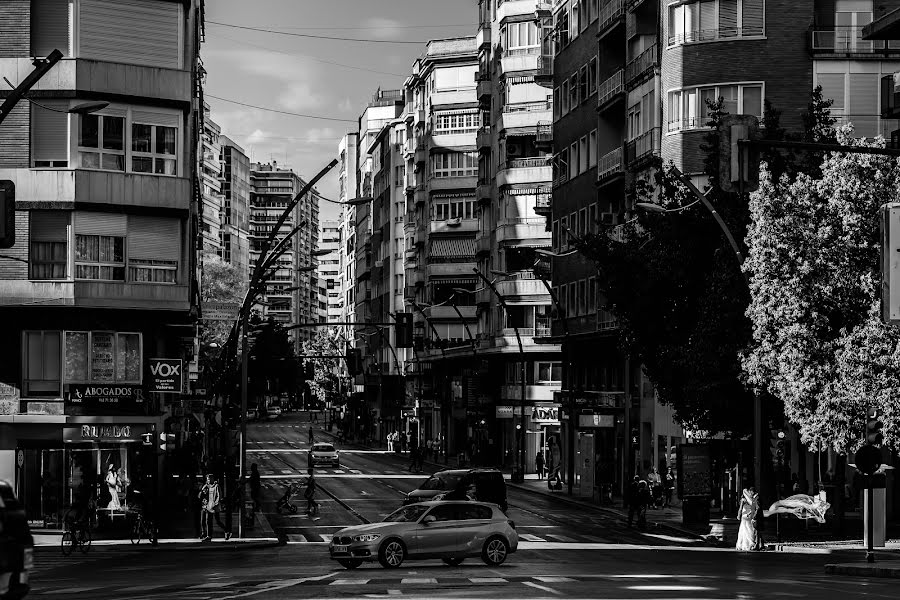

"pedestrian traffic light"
[630,427,639,447]
[159,432,176,453]
[866,407,884,446]
[0,180,15,249]
[140,433,154,446]
[395,312,414,348]
[769,429,786,466]
[717,115,760,193]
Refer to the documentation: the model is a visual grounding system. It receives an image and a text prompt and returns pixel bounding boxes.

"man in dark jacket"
[627,476,643,528]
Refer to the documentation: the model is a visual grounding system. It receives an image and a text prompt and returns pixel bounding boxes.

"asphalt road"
[26,412,898,599]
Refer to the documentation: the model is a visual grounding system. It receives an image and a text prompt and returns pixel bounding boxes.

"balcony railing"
[597,147,623,182]
[597,308,618,331]
[811,26,900,53]
[536,122,552,144]
[535,55,553,82]
[625,44,658,87]
[503,100,553,113]
[668,26,764,46]
[625,127,660,166]
[499,327,552,338]
[597,70,624,109]
[505,157,550,169]
[598,0,625,37]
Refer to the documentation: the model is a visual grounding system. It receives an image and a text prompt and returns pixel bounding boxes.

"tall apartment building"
[218,135,251,275]
[0,0,204,522]
[337,133,359,328]
[541,0,899,498]
[200,104,222,254]
[249,162,321,346]
[318,220,342,323]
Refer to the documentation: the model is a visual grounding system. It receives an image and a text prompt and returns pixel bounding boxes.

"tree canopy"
[743,128,900,453]
[301,328,350,407]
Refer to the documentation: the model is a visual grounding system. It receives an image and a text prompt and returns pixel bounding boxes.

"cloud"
[276,82,325,111]
[205,49,321,85]
[338,97,353,112]
[361,17,406,40]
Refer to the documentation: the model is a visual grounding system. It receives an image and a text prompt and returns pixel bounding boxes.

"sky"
[202,0,477,225]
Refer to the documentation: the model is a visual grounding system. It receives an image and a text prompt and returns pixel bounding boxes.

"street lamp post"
[474,268,527,483]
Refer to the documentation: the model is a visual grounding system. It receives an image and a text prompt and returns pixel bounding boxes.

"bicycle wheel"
[78,527,92,553]
[131,520,142,545]
[61,531,75,556]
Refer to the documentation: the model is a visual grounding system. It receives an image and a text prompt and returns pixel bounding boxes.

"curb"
[33,537,282,552]
[507,482,707,542]
[825,561,900,578]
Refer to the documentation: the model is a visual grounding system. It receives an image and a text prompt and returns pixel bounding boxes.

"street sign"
[201,301,240,321]
[148,358,183,393]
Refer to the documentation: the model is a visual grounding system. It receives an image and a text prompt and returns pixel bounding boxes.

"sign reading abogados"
[148,358,183,393]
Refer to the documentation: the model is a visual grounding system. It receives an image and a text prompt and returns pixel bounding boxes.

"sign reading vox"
[148,358,183,393]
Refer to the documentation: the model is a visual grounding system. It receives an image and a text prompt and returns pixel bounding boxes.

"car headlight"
[353,534,381,542]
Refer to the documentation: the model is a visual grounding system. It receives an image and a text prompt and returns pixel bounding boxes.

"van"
[404,469,508,512]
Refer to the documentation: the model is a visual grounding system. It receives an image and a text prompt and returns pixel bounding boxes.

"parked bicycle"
[61,510,91,556]
[130,509,158,545]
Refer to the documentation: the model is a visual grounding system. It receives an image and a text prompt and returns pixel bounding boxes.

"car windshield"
[313,444,334,452]
[419,472,463,491]
[384,505,430,522]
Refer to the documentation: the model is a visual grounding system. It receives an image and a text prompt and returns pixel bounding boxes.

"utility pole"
[0,50,63,126]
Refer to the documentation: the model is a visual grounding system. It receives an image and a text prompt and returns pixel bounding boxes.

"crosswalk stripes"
[546,533,577,542]
[519,533,545,542]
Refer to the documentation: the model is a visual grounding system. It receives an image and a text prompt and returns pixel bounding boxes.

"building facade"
[318,220,342,323]
[218,135,251,275]
[199,104,222,255]
[0,0,204,525]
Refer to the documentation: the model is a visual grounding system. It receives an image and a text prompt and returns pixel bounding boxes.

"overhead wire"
[207,20,429,44]
[205,94,356,123]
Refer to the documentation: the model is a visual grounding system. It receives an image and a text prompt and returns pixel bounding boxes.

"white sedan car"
[309,442,340,467]
[266,406,282,421]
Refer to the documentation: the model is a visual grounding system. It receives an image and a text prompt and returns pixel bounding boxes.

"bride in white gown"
[105,464,121,510]
[735,487,762,551]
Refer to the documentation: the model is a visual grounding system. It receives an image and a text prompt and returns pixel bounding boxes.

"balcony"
[495,271,550,298]
[625,44,658,88]
[0,168,191,212]
[415,107,427,126]
[74,282,189,311]
[596,147,624,184]
[533,189,551,216]
[404,138,415,156]
[811,26,900,55]
[597,70,625,112]
[475,235,492,256]
[535,122,552,150]
[597,308,618,331]
[430,131,477,151]
[498,101,553,133]
[430,218,478,234]
[431,89,476,107]
[496,158,552,188]
[627,0,649,10]
[0,58,191,103]
[501,51,540,75]
[598,0,625,40]
[477,126,492,151]
[497,0,541,23]
[477,74,493,106]
[415,144,427,167]
[427,261,477,277]
[424,305,477,320]
[477,24,492,50]
[415,183,428,205]
[405,102,414,124]
[476,178,493,203]
[414,227,426,246]
[534,54,553,88]
[625,127,660,168]
[495,218,551,245]
[429,175,478,191]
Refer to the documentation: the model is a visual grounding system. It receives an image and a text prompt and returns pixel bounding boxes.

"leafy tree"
[301,328,350,407]
[199,253,246,385]
[743,128,900,453]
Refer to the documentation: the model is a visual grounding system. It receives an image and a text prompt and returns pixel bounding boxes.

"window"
[561,80,570,115]
[578,279,587,315]
[537,361,562,383]
[588,276,597,313]
[668,0,765,46]
[579,66,589,102]
[431,152,477,178]
[79,114,125,171]
[569,142,578,178]
[129,259,177,283]
[553,87,561,119]
[504,21,539,55]
[433,197,475,220]
[30,211,68,280]
[588,129,597,168]
[131,122,177,175]
[569,74,579,108]
[433,111,480,134]
[589,57,598,95]
[23,330,61,397]
[64,331,142,385]
[579,208,588,237]
[552,220,559,250]
[589,203,598,234]
[579,136,588,173]
[75,235,125,280]
[668,82,764,132]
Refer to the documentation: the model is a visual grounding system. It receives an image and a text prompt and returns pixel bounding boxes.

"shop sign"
[66,384,146,411]
[496,406,515,419]
[201,301,240,321]
[148,358,183,393]
[419,399,434,409]
[531,405,560,424]
[64,424,148,443]
[579,414,615,428]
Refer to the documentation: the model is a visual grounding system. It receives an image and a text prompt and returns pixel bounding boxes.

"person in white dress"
[105,464,121,511]
[735,487,762,551]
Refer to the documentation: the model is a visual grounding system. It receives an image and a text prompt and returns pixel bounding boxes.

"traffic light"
[159,432,176,453]
[345,347,362,376]
[769,429,786,466]
[395,312,414,348]
[223,402,241,428]
[866,407,884,446]
[0,180,15,249]
[630,427,639,447]
[717,115,760,193]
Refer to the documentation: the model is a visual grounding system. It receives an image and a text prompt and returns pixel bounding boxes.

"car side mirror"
[423,515,436,524]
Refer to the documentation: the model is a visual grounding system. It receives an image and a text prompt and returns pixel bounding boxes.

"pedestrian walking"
[663,468,675,508]
[387,432,394,452]
[304,469,319,516]
[408,441,419,472]
[199,474,231,541]
[535,451,545,480]
[626,476,642,528]
[308,426,314,445]
[249,463,261,511]
[736,487,763,551]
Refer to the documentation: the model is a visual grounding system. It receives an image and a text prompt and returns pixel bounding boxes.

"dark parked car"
[404,469,508,512]
[0,480,33,600]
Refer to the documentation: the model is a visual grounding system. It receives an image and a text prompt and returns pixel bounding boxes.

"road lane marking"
[220,572,337,598]
[520,534,546,542]
[400,578,437,585]
[641,532,701,544]
[523,581,562,595]
[259,474,426,479]
[546,534,577,542]
[189,582,235,589]
[469,577,508,583]
[332,579,370,585]
[534,576,575,583]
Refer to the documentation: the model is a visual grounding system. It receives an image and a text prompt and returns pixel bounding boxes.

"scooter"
[275,482,300,514]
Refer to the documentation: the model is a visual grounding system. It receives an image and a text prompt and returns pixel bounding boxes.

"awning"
[431,237,476,257]
[433,193,476,200]
[430,144,477,153]
[432,101,480,111]
[507,75,536,85]
[505,127,538,137]
[498,238,551,248]
[434,108,480,116]
[429,277,478,285]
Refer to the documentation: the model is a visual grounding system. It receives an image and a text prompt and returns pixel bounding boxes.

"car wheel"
[337,558,362,569]
[442,557,464,566]
[378,538,406,568]
[481,536,509,566]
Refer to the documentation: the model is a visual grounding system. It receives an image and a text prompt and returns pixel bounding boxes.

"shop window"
[23,330,61,396]
[75,234,125,280]
[537,361,562,383]
[64,331,142,384]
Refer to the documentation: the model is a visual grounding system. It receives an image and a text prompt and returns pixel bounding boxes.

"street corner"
[825,560,900,578]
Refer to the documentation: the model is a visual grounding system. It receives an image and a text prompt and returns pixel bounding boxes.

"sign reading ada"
[148,358,183,393]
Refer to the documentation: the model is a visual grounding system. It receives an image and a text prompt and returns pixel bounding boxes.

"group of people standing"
[625,467,677,528]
